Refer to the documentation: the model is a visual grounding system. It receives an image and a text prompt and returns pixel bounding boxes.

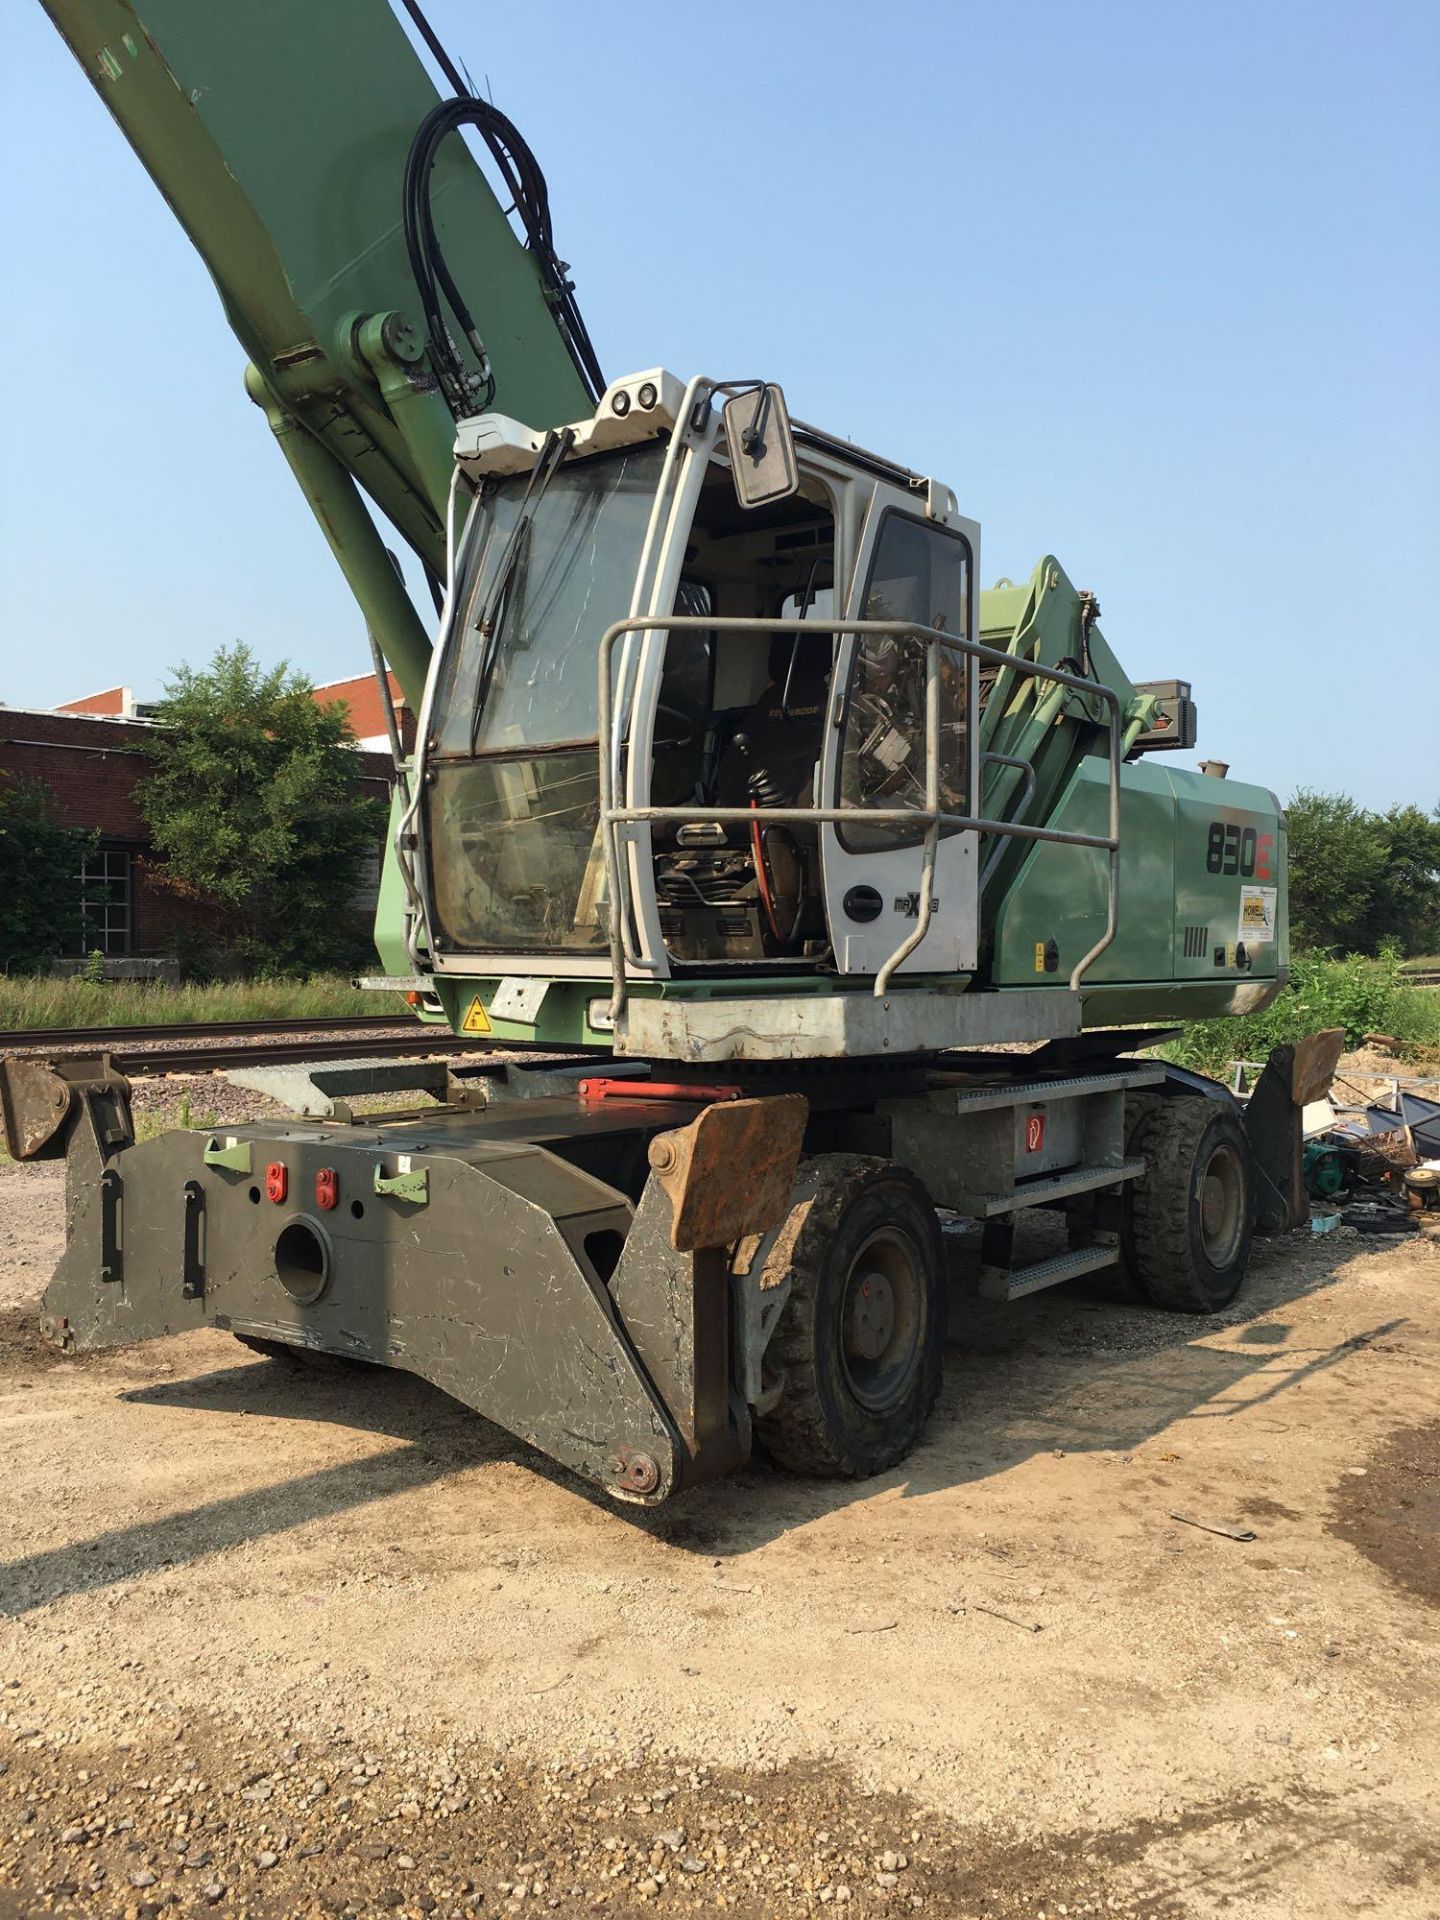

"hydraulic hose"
[399,42,605,418]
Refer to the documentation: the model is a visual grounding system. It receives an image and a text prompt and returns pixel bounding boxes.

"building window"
[76,847,133,956]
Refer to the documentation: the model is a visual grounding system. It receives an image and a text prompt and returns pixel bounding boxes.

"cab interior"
[651,462,838,967]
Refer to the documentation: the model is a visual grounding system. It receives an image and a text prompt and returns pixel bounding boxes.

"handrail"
[597,615,1122,1026]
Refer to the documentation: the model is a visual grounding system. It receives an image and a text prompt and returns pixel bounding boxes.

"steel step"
[979,1243,1119,1303]
[963,1156,1147,1220]
[929,1066,1164,1116]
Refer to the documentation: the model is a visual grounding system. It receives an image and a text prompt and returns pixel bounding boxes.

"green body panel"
[42,0,591,701]
[435,978,607,1051]
[991,757,1287,1015]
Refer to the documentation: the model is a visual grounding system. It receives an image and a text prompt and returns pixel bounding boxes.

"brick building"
[1,690,398,966]
[310,672,417,754]
[52,674,417,752]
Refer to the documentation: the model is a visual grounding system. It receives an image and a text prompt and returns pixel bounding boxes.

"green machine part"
[986,755,1288,1023]
[1302,1140,1346,1200]
[976,557,1288,1025]
[41,0,593,706]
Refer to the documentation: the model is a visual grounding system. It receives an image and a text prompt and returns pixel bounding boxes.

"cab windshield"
[424,443,663,953]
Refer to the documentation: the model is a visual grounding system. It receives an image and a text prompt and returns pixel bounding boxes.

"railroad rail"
[0,1014,415,1050]
[0,1020,510,1078]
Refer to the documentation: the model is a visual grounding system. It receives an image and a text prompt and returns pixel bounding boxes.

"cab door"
[819,496,980,977]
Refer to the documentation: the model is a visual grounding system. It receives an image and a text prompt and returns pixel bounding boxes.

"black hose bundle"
[398,2,605,419]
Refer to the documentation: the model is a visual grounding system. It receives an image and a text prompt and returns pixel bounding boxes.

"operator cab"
[413,372,980,992]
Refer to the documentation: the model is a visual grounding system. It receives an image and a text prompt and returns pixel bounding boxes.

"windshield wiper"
[468,427,575,754]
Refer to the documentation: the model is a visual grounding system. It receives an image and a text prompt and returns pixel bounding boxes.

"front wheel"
[756,1155,946,1478]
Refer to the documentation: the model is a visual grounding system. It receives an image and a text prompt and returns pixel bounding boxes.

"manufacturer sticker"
[1236,886,1277,946]
[461,995,492,1034]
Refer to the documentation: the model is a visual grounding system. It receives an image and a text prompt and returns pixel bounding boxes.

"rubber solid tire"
[1064,1089,1164,1300]
[1124,1096,1256,1313]
[756,1154,946,1478]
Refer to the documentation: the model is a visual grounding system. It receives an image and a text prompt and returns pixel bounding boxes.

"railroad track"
[1401,970,1440,988]
[0,1013,414,1050]
[0,1019,514,1078]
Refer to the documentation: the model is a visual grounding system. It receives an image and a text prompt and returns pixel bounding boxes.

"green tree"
[1361,802,1440,954]
[1286,788,1440,957]
[138,643,388,976]
[0,773,95,974]
[1285,789,1385,952]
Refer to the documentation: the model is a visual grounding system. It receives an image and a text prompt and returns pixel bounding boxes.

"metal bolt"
[648,1137,678,1174]
[617,1450,660,1495]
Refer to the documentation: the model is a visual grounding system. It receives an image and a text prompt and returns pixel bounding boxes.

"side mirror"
[722,383,799,510]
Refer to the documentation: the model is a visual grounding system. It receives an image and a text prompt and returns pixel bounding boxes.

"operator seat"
[714,632,833,813]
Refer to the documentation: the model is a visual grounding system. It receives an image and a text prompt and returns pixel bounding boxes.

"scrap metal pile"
[1237,1050,1440,1234]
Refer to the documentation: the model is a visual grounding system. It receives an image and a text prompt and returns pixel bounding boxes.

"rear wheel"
[1064,1089,1163,1300]
[756,1155,946,1478]
[1125,1097,1256,1312]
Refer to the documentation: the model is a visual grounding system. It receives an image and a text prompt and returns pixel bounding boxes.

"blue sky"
[3,0,1436,809]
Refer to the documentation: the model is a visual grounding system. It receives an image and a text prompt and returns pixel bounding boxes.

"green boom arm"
[40,0,593,704]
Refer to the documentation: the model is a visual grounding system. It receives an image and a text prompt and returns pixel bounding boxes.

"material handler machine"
[5,1,1324,1504]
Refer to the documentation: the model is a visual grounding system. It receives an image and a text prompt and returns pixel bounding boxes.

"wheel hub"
[837,1227,924,1413]
[1199,1142,1244,1265]
[843,1268,896,1361]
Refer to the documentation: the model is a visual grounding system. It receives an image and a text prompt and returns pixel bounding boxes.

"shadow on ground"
[0,1215,1414,1611]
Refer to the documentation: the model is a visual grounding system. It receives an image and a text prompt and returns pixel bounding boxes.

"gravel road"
[1,1122,1437,1919]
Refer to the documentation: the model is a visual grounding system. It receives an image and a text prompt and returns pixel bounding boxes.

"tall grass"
[0,973,405,1031]
[1163,949,1440,1076]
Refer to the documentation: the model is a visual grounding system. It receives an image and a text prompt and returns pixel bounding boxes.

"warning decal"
[1237,886,1277,946]
[461,995,492,1034]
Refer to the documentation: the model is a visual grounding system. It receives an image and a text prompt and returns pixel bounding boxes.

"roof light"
[637,381,658,411]
[611,389,631,417]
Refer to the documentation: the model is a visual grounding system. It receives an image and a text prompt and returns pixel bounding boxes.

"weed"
[1164,948,1440,1076]
[0,974,404,1031]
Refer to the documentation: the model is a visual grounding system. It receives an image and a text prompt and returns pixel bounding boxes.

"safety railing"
[597,615,1123,1025]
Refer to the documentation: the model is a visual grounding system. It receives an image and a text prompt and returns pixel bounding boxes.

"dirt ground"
[1,1112,1437,1920]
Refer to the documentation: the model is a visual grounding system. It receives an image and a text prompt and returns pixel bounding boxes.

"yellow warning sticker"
[1034,941,1046,973]
[461,995,492,1035]
[1237,885,1278,944]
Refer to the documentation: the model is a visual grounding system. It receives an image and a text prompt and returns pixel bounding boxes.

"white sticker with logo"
[1237,885,1277,945]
